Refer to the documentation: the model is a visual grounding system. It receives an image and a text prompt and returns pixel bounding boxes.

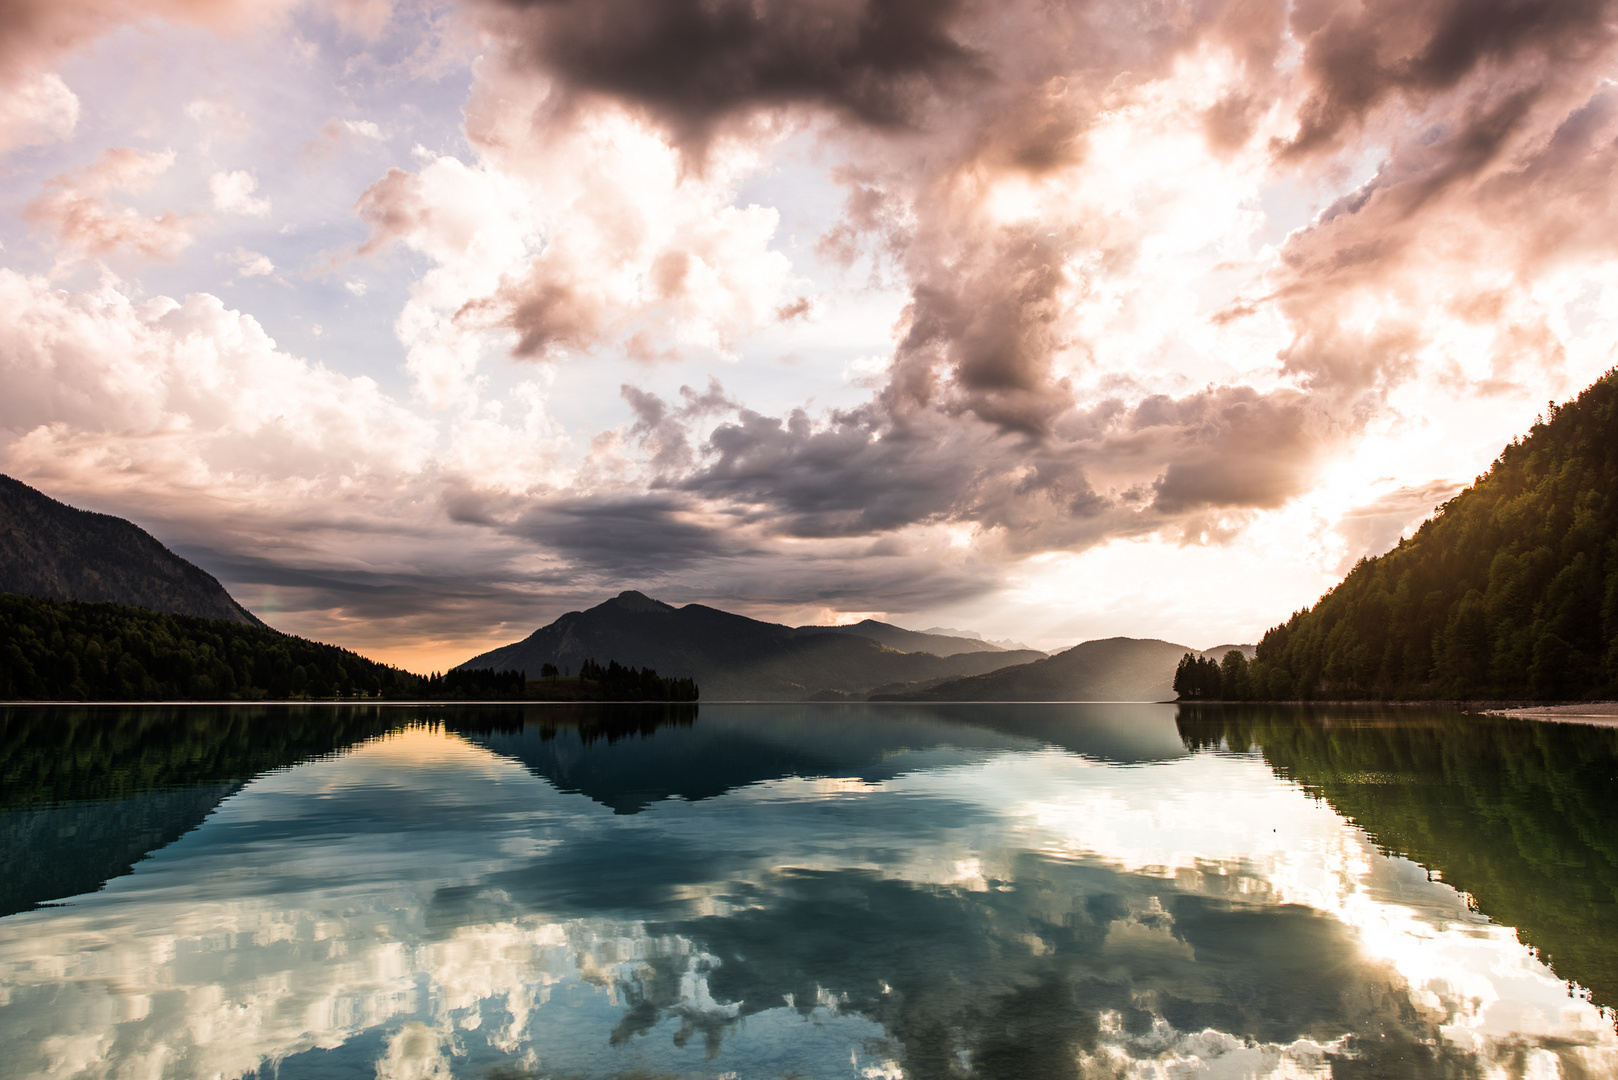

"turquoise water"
[0,702,1614,1079]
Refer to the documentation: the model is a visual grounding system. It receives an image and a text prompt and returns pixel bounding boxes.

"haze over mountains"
[793,620,1016,657]
[873,638,1198,703]
[0,476,262,627]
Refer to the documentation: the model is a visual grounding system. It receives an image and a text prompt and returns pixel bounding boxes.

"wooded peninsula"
[1179,366,1618,701]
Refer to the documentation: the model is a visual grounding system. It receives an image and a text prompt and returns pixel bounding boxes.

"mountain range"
[459,591,1052,700]
[793,619,1013,657]
[0,475,261,627]
[2,472,1244,702]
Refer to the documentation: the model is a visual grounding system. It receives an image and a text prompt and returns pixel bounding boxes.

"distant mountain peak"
[923,625,1035,651]
[460,594,1048,699]
[608,590,673,613]
[921,626,984,640]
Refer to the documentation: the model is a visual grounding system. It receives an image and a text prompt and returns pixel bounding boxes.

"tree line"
[0,594,700,702]
[1182,367,1618,701]
[0,594,420,700]
[1172,651,1257,700]
[575,657,699,701]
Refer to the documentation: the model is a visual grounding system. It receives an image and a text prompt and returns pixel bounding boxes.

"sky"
[1,0,1616,671]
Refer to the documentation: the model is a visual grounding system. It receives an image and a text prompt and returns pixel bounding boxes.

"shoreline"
[1479,702,1618,726]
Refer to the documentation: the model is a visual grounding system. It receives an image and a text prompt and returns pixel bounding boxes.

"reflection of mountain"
[1176,704,1618,1010]
[0,784,240,917]
[458,591,1047,700]
[0,704,402,806]
[454,702,1188,813]
[876,637,1193,701]
[0,704,401,912]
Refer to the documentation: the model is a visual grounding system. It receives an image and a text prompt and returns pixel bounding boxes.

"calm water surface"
[0,702,1615,1079]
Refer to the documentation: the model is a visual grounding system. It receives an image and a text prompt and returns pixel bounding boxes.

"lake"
[1,702,1615,1079]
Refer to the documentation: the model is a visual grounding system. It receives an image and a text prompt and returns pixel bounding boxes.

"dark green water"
[0,702,1614,1079]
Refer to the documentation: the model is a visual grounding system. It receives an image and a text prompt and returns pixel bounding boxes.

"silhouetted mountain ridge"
[459,592,1047,700]
[0,475,262,626]
[793,619,1021,657]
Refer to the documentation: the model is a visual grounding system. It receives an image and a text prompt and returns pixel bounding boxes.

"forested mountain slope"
[0,476,261,626]
[1252,368,1618,700]
[0,594,420,700]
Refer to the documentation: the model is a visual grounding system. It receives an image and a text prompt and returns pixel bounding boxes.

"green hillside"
[1250,368,1618,700]
[0,593,421,700]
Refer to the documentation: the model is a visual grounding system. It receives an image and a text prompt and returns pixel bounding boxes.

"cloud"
[26,148,194,261]
[0,0,301,90]
[305,116,388,160]
[184,95,250,140]
[352,114,794,408]
[232,248,275,277]
[5,0,1618,655]
[0,71,79,150]
[469,0,983,152]
[1280,0,1618,160]
[209,169,271,216]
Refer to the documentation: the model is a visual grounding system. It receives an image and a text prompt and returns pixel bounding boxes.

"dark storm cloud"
[1283,0,1618,158]
[889,228,1075,436]
[477,0,983,147]
[173,545,574,636]
[598,378,1332,558]
[1140,388,1326,514]
[506,494,744,574]
[456,0,1358,544]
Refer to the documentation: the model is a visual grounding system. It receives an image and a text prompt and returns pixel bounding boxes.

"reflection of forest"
[0,704,404,806]
[0,705,402,913]
[1176,704,1618,1010]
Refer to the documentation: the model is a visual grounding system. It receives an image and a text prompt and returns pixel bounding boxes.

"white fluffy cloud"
[355,85,797,411]
[0,71,79,150]
[209,169,271,217]
[0,269,432,498]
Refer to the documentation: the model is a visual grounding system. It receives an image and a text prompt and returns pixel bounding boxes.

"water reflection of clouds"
[0,725,1613,1080]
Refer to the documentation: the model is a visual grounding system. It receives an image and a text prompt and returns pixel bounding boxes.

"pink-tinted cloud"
[432,0,1618,587]
[26,148,195,260]
[0,71,80,150]
[6,0,1618,659]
